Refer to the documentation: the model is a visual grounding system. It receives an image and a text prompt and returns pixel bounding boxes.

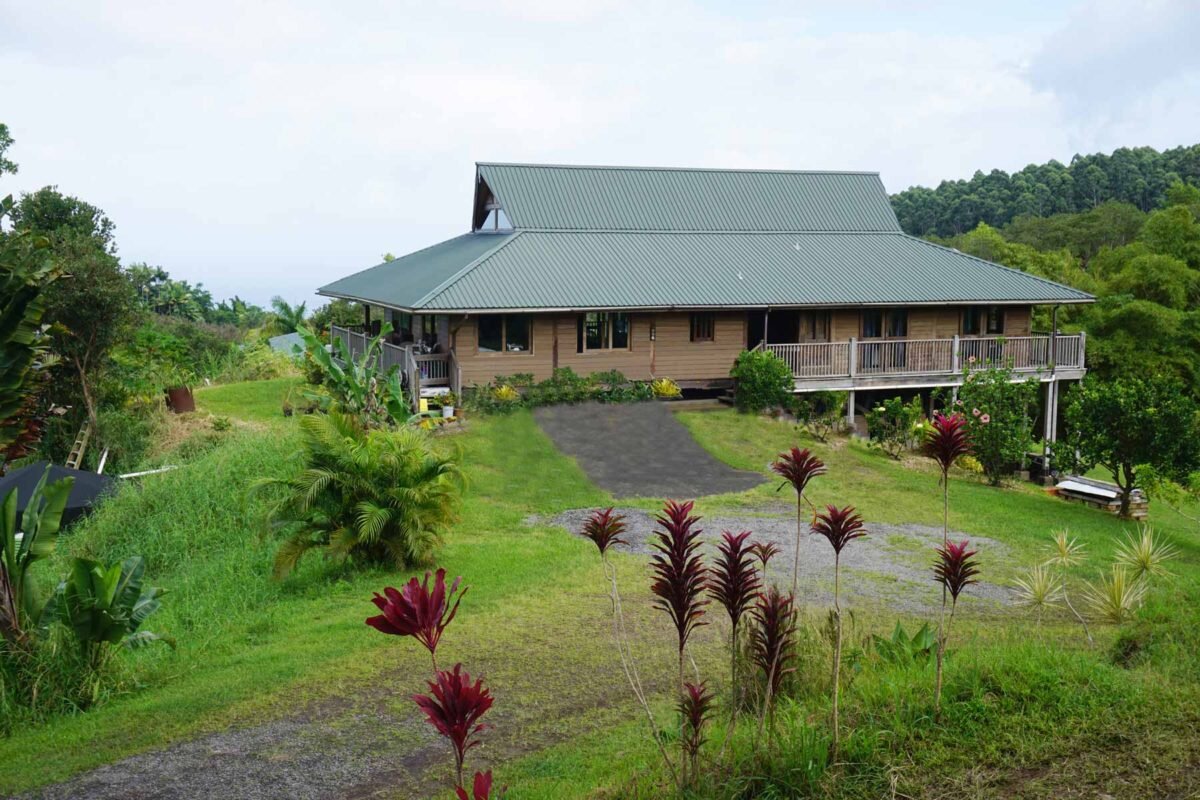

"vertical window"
[800,311,830,342]
[690,312,715,342]
[477,314,532,353]
[577,312,631,352]
[861,310,883,338]
[986,306,1005,335]
[962,308,982,336]
[886,309,908,338]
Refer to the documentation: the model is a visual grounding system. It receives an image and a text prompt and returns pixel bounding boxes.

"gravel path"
[533,403,766,497]
[547,506,1016,613]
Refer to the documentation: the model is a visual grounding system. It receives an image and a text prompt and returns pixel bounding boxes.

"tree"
[1137,205,1200,269]
[309,298,364,334]
[1105,254,1198,310]
[1062,375,1200,516]
[268,296,308,335]
[0,123,16,177]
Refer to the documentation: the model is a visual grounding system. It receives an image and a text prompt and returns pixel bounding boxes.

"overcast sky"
[2,0,1198,308]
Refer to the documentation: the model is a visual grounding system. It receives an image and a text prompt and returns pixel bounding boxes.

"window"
[861,310,883,338]
[962,307,982,336]
[690,312,715,342]
[986,306,1005,335]
[799,311,830,342]
[477,314,532,353]
[886,309,908,338]
[576,312,631,352]
[963,306,1004,336]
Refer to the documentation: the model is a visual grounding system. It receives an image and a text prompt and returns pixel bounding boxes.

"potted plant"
[440,391,457,419]
[158,364,198,413]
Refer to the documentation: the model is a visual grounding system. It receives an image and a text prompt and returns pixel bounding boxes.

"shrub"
[258,411,462,578]
[651,377,682,399]
[730,350,793,412]
[790,390,847,441]
[865,396,924,458]
[956,364,1039,485]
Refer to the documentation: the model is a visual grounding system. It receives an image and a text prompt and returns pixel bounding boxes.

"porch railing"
[765,333,1085,380]
[330,325,452,409]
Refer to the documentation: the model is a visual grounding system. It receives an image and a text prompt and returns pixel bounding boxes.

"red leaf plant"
[456,770,505,800]
[579,508,678,785]
[707,531,760,726]
[366,568,466,671]
[649,499,710,784]
[413,663,494,788]
[932,540,981,719]
[678,681,716,784]
[749,585,797,744]
[810,504,868,758]
[770,447,827,597]
[923,413,972,545]
[748,541,780,574]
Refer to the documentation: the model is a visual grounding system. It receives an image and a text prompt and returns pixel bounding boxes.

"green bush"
[463,367,655,413]
[92,405,164,474]
[730,349,793,412]
[956,364,1040,484]
[865,396,924,458]
[790,390,847,441]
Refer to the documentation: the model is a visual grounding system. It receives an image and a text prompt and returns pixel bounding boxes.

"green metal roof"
[417,231,1093,310]
[477,163,902,232]
[318,232,513,308]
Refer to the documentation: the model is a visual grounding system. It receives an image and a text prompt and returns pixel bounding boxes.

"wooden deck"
[330,326,461,408]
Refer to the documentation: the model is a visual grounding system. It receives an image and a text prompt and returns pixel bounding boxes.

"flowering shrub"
[955,364,1040,485]
[865,396,924,459]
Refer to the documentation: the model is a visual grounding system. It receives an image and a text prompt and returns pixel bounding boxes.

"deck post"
[1049,378,1060,443]
[845,389,856,430]
[848,337,857,377]
[1042,380,1054,453]
[951,335,960,373]
[1077,331,1086,369]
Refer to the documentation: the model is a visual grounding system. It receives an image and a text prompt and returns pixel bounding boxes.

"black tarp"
[0,461,117,528]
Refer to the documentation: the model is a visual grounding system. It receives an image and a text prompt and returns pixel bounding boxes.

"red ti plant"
[810,504,867,759]
[932,540,981,719]
[412,663,494,788]
[924,413,972,546]
[707,531,760,723]
[771,447,827,597]
[366,568,466,671]
[579,509,677,783]
[678,681,715,784]
[456,770,505,800]
[749,585,797,744]
[748,541,780,576]
[649,499,709,783]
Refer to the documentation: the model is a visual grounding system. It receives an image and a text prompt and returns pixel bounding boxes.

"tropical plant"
[579,508,676,782]
[0,472,72,645]
[651,377,682,399]
[1114,525,1179,579]
[730,349,793,412]
[1013,564,1064,624]
[749,586,796,742]
[771,447,826,597]
[365,568,466,671]
[865,396,924,459]
[954,365,1040,484]
[259,411,462,578]
[707,530,759,729]
[932,540,980,718]
[1044,529,1093,644]
[748,541,780,574]
[649,499,709,784]
[924,412,972,546]
[51,556,173,675]
[268,296,307,335]
[1082,565,1147,624]
[1062,374,1200,516]
[412,663,494,789]
[870,621,936,667]
[810,504,867,757]
[297,323,416,428]
[678,681,715,784]
[492,384,521,404]
[456,770,504,800]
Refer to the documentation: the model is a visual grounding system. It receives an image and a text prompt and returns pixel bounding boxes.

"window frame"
[476,313,533,354]
[689,312,716,342]
[986,306,1005,335]
[576,312,632,353]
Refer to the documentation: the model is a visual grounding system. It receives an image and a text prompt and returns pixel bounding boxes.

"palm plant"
[708,530,760,717]
[0,471,72,645]
[648,499,709,784]
[259,411,462,578]
[1083,565,1147,624]
[770,447,826,597]
[810,504,867,758]
[750,586,797,743]
[269,296,308,335]
[1045,529,1092,644]
[1013,564,1063,625]
[1114,525,1178,579]
[932,540,980,718]
[412,663,494,789]
[366,568,466,671]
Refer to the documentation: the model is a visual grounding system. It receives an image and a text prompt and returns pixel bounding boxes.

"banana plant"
[48,555,173,670]
[0,470,73,645]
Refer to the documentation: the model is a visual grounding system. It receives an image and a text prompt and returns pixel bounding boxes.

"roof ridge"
[900,234,1094,299]
[477,161,880,177]
[411,230,524,309]
[509,228,902,235]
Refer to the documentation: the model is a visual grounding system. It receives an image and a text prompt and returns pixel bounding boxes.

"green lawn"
[4,389,1199,798]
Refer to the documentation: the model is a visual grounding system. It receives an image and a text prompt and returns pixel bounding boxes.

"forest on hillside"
[892,143,1200,237]
[892,144,1200,396]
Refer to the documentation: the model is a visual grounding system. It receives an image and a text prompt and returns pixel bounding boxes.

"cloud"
[0,1,1193,306]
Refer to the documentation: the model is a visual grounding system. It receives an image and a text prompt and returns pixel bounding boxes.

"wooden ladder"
[64,421,92,470]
